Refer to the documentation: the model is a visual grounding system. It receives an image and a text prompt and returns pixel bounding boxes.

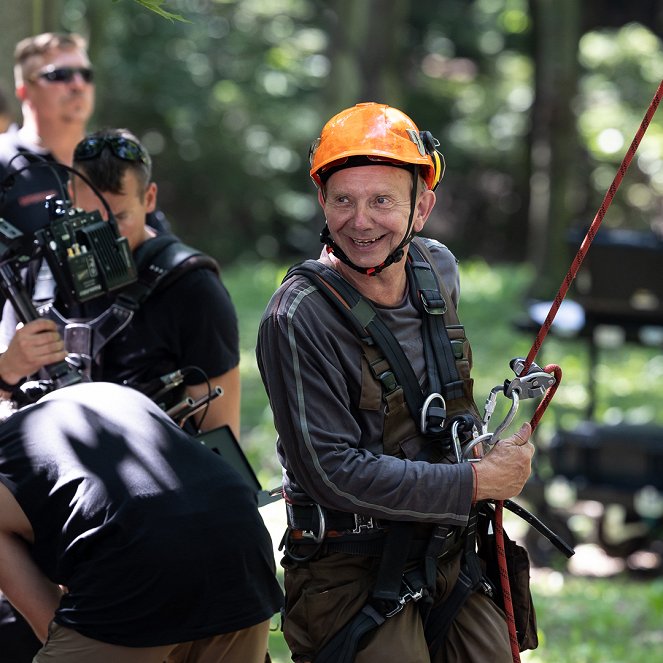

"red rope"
[521,79,663,377]
[495,79,663,663]
[495,364,562,662]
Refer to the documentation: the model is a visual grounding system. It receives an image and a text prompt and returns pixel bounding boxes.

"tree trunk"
[324,0,409,109]
[527,0,583,299]
[0,0,66,122]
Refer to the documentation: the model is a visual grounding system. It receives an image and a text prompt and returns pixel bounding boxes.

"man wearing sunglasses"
[0,36,94,661]
[0,33,94,236]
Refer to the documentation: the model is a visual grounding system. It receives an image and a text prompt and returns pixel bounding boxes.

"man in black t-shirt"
[0,381,283,662]
[0,128,240,437]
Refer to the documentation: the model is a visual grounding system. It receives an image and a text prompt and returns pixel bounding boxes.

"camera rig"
[0,198,138,392]
[0,184,221,428]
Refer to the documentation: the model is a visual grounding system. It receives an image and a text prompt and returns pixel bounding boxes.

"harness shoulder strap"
[286,260,426,424]
[407,238,463,402]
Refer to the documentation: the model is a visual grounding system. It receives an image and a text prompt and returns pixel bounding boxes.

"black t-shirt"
[93,266,240,399]
[0,382,283,646]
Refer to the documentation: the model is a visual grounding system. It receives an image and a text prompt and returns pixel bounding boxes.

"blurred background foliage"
[3,6,663,656]
[2,0,663,286]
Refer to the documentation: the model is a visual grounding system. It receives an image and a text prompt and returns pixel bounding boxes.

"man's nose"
[351,202,372,228]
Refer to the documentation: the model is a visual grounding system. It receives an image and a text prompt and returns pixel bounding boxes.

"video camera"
[0,197,137,309]
[0,196,138,394]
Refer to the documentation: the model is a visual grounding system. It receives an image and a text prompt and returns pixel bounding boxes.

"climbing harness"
[284,238,566,661]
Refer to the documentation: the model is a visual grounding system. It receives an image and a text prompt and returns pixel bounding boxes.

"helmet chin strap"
[319,167,419,277]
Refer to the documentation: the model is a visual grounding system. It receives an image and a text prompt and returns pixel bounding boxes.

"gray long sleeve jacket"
[257,238,475,528]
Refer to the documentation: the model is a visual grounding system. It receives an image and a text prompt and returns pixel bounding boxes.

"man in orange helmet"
[257,103,536,662]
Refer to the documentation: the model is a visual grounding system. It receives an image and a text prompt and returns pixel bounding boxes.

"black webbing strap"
[286,260,425,424]
[407,241,464,403]
[423,508,485,657]
[372,522,415,602]
[313,603,386,663]
[313,524,419,663]
[116,235,219,309]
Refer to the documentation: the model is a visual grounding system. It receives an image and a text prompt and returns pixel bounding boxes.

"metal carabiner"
[462,432,492,461]
[420,392,446,435]
[476,384,521,457]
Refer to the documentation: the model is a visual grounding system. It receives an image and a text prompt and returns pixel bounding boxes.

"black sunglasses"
[74,136,151,167]
[34,66,94,84]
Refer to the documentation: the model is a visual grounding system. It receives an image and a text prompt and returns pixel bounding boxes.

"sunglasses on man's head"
[74,136,151,166]
[33,66,94,84]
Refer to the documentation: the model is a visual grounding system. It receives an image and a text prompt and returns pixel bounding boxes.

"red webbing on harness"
[497,79,663,663]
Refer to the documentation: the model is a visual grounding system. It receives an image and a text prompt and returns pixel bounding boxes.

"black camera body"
[35,199,137,304]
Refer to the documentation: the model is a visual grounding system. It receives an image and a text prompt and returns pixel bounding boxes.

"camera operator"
[0,128,240,437]
[0,381,283,662]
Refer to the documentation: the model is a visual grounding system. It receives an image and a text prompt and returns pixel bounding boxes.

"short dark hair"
[73,128,152,198]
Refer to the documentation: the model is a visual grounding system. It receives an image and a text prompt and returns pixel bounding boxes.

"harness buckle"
[384,576,426,618]
[353,513,379,534]
[420,291,447,315]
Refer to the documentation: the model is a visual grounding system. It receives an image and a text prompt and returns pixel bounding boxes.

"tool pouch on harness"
[477,504,538,651]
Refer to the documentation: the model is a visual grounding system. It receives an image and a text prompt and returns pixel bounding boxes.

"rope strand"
[496,79,663,663]
[522,79,663,376]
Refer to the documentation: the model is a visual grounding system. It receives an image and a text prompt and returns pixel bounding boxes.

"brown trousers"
[282,551,511,663]
[33,619,271,663]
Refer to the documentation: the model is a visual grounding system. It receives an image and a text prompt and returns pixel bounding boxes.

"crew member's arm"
[0,483,62,643]
[186,365,240,436]
[0,319,67,393]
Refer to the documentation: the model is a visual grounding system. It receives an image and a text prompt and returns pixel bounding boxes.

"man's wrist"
[0,356,26,392]
[0,373,26,392]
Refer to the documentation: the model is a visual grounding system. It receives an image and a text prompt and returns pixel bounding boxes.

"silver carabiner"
[420,392,446,435]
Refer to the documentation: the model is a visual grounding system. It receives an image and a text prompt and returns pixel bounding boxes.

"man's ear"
[15,84,27,102]
[144,182,158,213]
[317,187,326,208]
[413,189,436,233]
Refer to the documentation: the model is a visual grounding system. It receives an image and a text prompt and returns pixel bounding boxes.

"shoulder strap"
[118,235,219,309]
[286,260,427,427]
[407,238,464,403]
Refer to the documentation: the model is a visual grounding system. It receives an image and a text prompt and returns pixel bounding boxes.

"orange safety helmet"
[309,102,444,191]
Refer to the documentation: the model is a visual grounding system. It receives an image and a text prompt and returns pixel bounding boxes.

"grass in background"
[222,257,663,663]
